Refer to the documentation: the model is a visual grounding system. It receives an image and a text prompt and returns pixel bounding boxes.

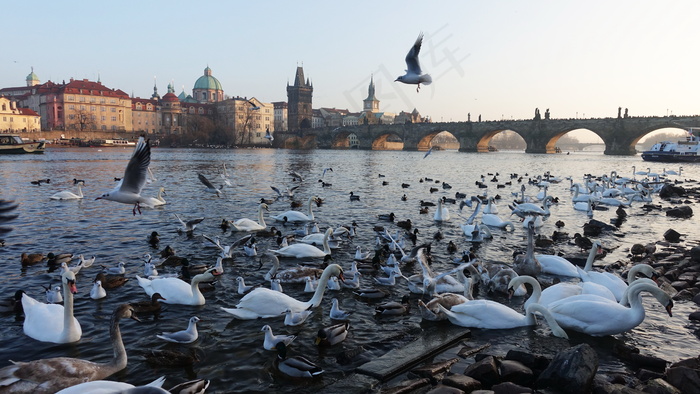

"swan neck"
[306,198,315,218]
[308,266,335,307]
[265,255,279,280]
[322,230,331,254]
[258,205,266,227]
[190,275,206,303]
[467,201,481,224]
[583,244,598,272]
[106,309,128,374]
[527,303,567,338]
[77,184,83,198]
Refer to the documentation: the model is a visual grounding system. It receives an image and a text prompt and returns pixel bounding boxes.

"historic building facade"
[272,101,287,132]
[192,66,224,103]
[0,96,41,132]
[286,66,313,131]
[215,97,273,145]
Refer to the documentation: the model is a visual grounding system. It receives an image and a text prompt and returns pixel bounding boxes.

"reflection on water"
[0,147,698,391]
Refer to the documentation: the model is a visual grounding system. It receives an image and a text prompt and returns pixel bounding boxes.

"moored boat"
[641,128,700,163]
[0,134,46,154]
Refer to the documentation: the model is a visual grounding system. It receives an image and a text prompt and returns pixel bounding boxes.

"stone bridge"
[275,115,700,155]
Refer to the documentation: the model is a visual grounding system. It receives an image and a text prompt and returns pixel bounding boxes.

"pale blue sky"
[3,1,699,138]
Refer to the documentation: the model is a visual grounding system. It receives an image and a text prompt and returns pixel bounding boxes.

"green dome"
[26,70,39,82]
[193,66,223,91]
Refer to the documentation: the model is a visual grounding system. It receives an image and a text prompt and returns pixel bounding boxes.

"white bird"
[330,298,352,320]
[271,196,317,222]
[45,284,63,304]
[96,137,151,215]
[261,253,323,284]
[374,270,402,286]
[90,280,107,300]
[270,278,283,293]
[50,182,84,200]
[219,163,233,186]
[283,306,313,326]
[142,186,166,207]
[56,376,166,394]
[354,246,371,261]
[433,198,450,221]
[143,261,158,277]
[261,324,296,351]
[157,316,200,343]
[289,171,304,182]
[78,254,96,268]
[102,261,126,275]
[423,146,433,159]
[237,276,256,294]
[221,264,344,319]
[340,271,362,289]
[136,268,221,306]
[243,241,257,257]
[22,269,82,343]
[198,172,223,196]
[231,203,268,232]
[270,228,333,259]
[395,32,432,92]
[264,129,274,144]
[174,213,204,235]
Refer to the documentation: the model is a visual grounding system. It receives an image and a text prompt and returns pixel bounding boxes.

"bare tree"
[68,109,97,132]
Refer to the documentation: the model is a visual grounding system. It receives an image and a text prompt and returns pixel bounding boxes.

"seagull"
[96,137,151,215]
[330,298,352,320]
[174,213,204,235]
[261,324,296,351]
[198,173,224,197]
[322,168,333,178]
[264,129,274,144]
[423,146,433,159]
[289,171,304,182]
[157,316,200,343]
[283,306,313,326]
[395,32,432,92]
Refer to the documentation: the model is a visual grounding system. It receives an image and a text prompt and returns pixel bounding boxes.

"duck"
[283,306,313,326]
[139,349,201,368]
[0,304,139,393]
[349,191,361,201]
[90,280,107,300]
[546,281,673,336]
[46,252,73,266]
[353,288,387,299]
[95,272,128,290]
[375,295,411,316]
[330,298,352,320]
[222,264,344,319]
[261,325,297,351]
[50,181,84,200]
[314,321,349,346]
[272,196,319,223]
[156,316,200,343]
[130,293,166,315]
[22,269,81,343]
[378,212,395,222]
[274,342,324,378]
[21,252,44,266]
[396,219,412,230]
[136,267,222,306]
[231,203,269,232]
[433,198,450,222]
[0,290,25,314]
[261,253,324,284]
[270,228,333,259]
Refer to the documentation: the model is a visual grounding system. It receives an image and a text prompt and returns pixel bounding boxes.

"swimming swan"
[433,198,450,222]
[221,264,344,319]
[231,203,268,232]
[136,267,221,306]
[22,269,81,343]
[0,304,139,393]
[272,196,319,223]
[261,253,323,284]
[270,228,333,259]
[50,182,84,201]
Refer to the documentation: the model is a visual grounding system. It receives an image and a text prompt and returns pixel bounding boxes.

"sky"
[3,1,699,142]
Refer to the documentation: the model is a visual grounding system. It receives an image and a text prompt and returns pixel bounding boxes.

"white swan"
[578,258,658,302]
[481,213,515,230]
[270,228,333,259]
[261,253,323,284]
[483,196,499,214]
[221,264,344,319]
[272,196,318,223]
[417,275,474,321]
[56,376,166,394]
[50,182,84,200]
[434,198,450,222]
[437,301,568,338]
[232,203,268,232]
[535,237,601,277]
[22,269,82,343]
[0,304,139,393]
[142,187,166,207]
[136,268,221,306]
[547,281,673,336]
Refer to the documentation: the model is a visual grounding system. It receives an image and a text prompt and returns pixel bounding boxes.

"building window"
[112,125,117,130]
[79,97,85,102]
[91,115,96,121]
[67,96,74,101]
[90,98,96,103]
[101,98,106,103]
[110,99,116,104]
[68,114,74,120]
[80,105,86,110]
[101,125,107,130]
[91,106,96,111]
[111,116,117,121]
[101,116,106,121]
[101,107,106,112]
[198,108,204,114]
[136,103,142,110]
[147,104,152,110]
[111,108,116,112]
[68,104,75,110]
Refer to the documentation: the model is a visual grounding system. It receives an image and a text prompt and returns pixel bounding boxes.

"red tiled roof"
[18,108,39,116]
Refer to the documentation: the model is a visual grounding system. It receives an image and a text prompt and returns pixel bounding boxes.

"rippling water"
[0,147,698,392]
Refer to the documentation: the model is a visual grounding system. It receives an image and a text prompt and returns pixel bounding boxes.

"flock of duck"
[0,140,690,393]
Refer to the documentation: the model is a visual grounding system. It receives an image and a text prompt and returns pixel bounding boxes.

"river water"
[0,147,698,392]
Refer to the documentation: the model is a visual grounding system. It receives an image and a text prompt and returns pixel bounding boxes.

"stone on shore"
[665,206,692,219]
[537,343,598,394]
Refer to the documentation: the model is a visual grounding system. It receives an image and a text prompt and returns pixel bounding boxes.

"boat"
[87,138,137,147]
[0,134,46,154]
[641,128,700,162]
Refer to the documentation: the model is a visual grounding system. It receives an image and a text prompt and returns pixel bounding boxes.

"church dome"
[162,92,179,102]
[193,66,223,91]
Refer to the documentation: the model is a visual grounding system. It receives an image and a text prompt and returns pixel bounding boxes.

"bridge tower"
[286,66,313,132]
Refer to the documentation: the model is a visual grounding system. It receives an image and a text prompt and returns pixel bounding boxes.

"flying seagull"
[264,129,274,144]
[395,33,432,92]
[198,173,223,197]
[96,137,151,215]
[423,146,433,159]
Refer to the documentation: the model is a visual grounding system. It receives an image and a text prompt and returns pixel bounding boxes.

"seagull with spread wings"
[198,173,224,197]
[96,137,152,215]
[395,32,432,92]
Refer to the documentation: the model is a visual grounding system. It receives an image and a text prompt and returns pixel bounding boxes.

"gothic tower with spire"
[363,75,379,113]
[286,66,313,131]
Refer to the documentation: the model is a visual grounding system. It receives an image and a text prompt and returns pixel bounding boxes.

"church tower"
[363,75,379,113]
[286,66,313,131]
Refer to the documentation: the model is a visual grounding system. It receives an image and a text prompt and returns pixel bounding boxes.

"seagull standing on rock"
[395,33,432,92]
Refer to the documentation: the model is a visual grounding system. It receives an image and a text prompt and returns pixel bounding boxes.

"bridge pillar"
[602,119,639,155]
[523,119,551,154]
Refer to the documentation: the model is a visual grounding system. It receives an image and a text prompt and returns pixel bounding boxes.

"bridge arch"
[330,131,360,149]
[478,129,527,152]
[280,135,317,149]
[416,130,459,151]
[546,128,605,153]
[371,133,404,150]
